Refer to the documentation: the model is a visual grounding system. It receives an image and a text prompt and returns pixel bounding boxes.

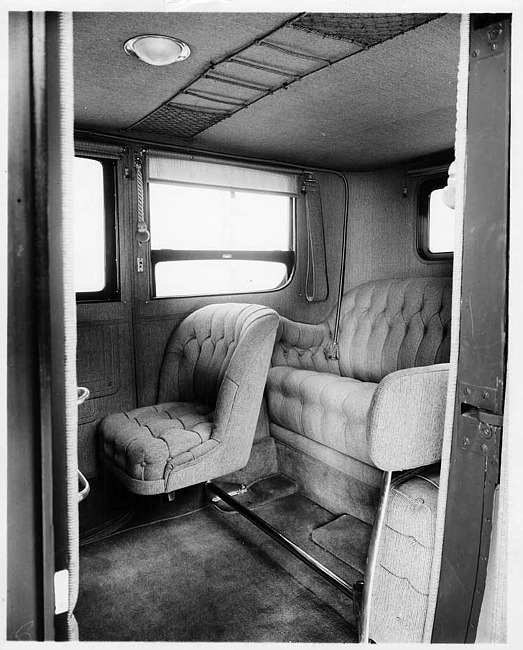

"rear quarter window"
[417,176,454,260]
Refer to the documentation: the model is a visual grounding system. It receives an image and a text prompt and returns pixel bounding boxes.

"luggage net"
[129,104,228,140]
[289,13,443,47]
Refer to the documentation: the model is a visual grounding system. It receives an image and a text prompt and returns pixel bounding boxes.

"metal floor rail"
[206,480,354,601]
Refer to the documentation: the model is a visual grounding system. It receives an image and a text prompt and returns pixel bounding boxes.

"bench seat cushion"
[266,366,378,465]
[101,402,218,484]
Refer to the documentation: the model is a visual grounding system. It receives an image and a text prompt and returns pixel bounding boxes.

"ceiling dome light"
[124,35,191,66]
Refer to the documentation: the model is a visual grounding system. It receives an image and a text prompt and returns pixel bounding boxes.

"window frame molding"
[146,168,298,300]
[73,150,121,303]
[416,174,454,262]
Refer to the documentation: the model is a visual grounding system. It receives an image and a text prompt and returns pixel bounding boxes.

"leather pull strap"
[302,172,328,302]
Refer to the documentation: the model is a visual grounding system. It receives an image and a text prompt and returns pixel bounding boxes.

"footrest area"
[212,473,298,512]
[311,514,372,574]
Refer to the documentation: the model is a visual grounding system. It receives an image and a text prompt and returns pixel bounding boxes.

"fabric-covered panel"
[367,364,449,471]
[274,436,380,524]
[331,277,451,382]
[100,402,217,484]
[267,366,378,464]
[370,472,439,643]
[270,423,383,489]
[253,399,270,442]
[220,435,279,485]
[271,316,339,374]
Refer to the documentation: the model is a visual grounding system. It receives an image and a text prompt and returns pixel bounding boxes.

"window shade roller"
[74,140,125,159]
[147,153,299,196]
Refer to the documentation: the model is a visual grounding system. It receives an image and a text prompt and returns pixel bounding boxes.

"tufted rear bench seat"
[265,277,452,523]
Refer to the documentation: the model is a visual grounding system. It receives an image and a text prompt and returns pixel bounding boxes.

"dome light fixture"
[124,35,191,66]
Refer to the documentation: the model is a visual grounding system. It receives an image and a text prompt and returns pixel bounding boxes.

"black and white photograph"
[2,0,521,645]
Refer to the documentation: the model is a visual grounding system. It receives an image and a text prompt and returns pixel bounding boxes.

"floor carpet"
[312,514,373,574]
[219,490,362,629]
[76,502,358,642]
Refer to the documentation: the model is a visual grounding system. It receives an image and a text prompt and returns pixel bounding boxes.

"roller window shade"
[74,140,124,159]
[147,153,299,196]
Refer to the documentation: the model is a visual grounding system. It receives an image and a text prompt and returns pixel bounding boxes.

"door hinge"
[471,21,508,61]
[54,569,69,615]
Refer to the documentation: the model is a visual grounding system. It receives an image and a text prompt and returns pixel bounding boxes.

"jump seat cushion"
[101,402,216,485]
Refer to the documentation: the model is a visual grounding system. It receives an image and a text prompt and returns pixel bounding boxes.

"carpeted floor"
[312,514,373,574]
[220,490,364,628]
[76,498,358,642]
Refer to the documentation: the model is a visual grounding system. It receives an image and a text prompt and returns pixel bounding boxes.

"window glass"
[149,182,294,298]
[150,185,291,251]
[417,176,454,260]
[73,155,118,300]
[73,157,106,293]
[155,260,288,298]
[428,187,455,254]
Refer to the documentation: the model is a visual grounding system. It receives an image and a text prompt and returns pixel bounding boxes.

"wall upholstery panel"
[77,322,120,399]
[344,168,453,290]
[77,319,136,477]
[134,316,187,407]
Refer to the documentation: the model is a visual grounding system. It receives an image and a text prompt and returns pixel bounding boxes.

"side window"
[73,155,119,301]
[417,176,454,260]
[147,155,296,298]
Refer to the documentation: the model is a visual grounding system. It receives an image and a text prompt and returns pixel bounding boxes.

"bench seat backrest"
[329,277,452,383]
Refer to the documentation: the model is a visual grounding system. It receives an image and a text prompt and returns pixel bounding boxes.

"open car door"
[432,14,510,643]
[7,12,79,641]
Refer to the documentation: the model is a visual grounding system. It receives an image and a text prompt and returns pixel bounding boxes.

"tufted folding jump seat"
[100,303,279,496]
[266,277,452,523]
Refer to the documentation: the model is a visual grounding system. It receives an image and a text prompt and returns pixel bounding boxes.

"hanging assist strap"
[134,151,150,244]
[325,172,350,361]
[302,172,328,303]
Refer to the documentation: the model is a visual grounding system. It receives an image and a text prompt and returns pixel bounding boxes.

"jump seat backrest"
[266,277,452,475]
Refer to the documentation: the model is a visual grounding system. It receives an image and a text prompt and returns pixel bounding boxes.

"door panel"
[7,12,54,640]
[76,308,136,477]
[431,14,510,643]
[75,149,137,479]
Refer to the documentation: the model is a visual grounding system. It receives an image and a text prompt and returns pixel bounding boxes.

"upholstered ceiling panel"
[74,12,460,171]
[194,14,461,170]
[73,12,296,131]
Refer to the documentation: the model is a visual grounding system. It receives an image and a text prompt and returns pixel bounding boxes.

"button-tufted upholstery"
[267,367,378,465]
[272,277,451,382]
[100,303,279,495]
[267,277,452,474]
